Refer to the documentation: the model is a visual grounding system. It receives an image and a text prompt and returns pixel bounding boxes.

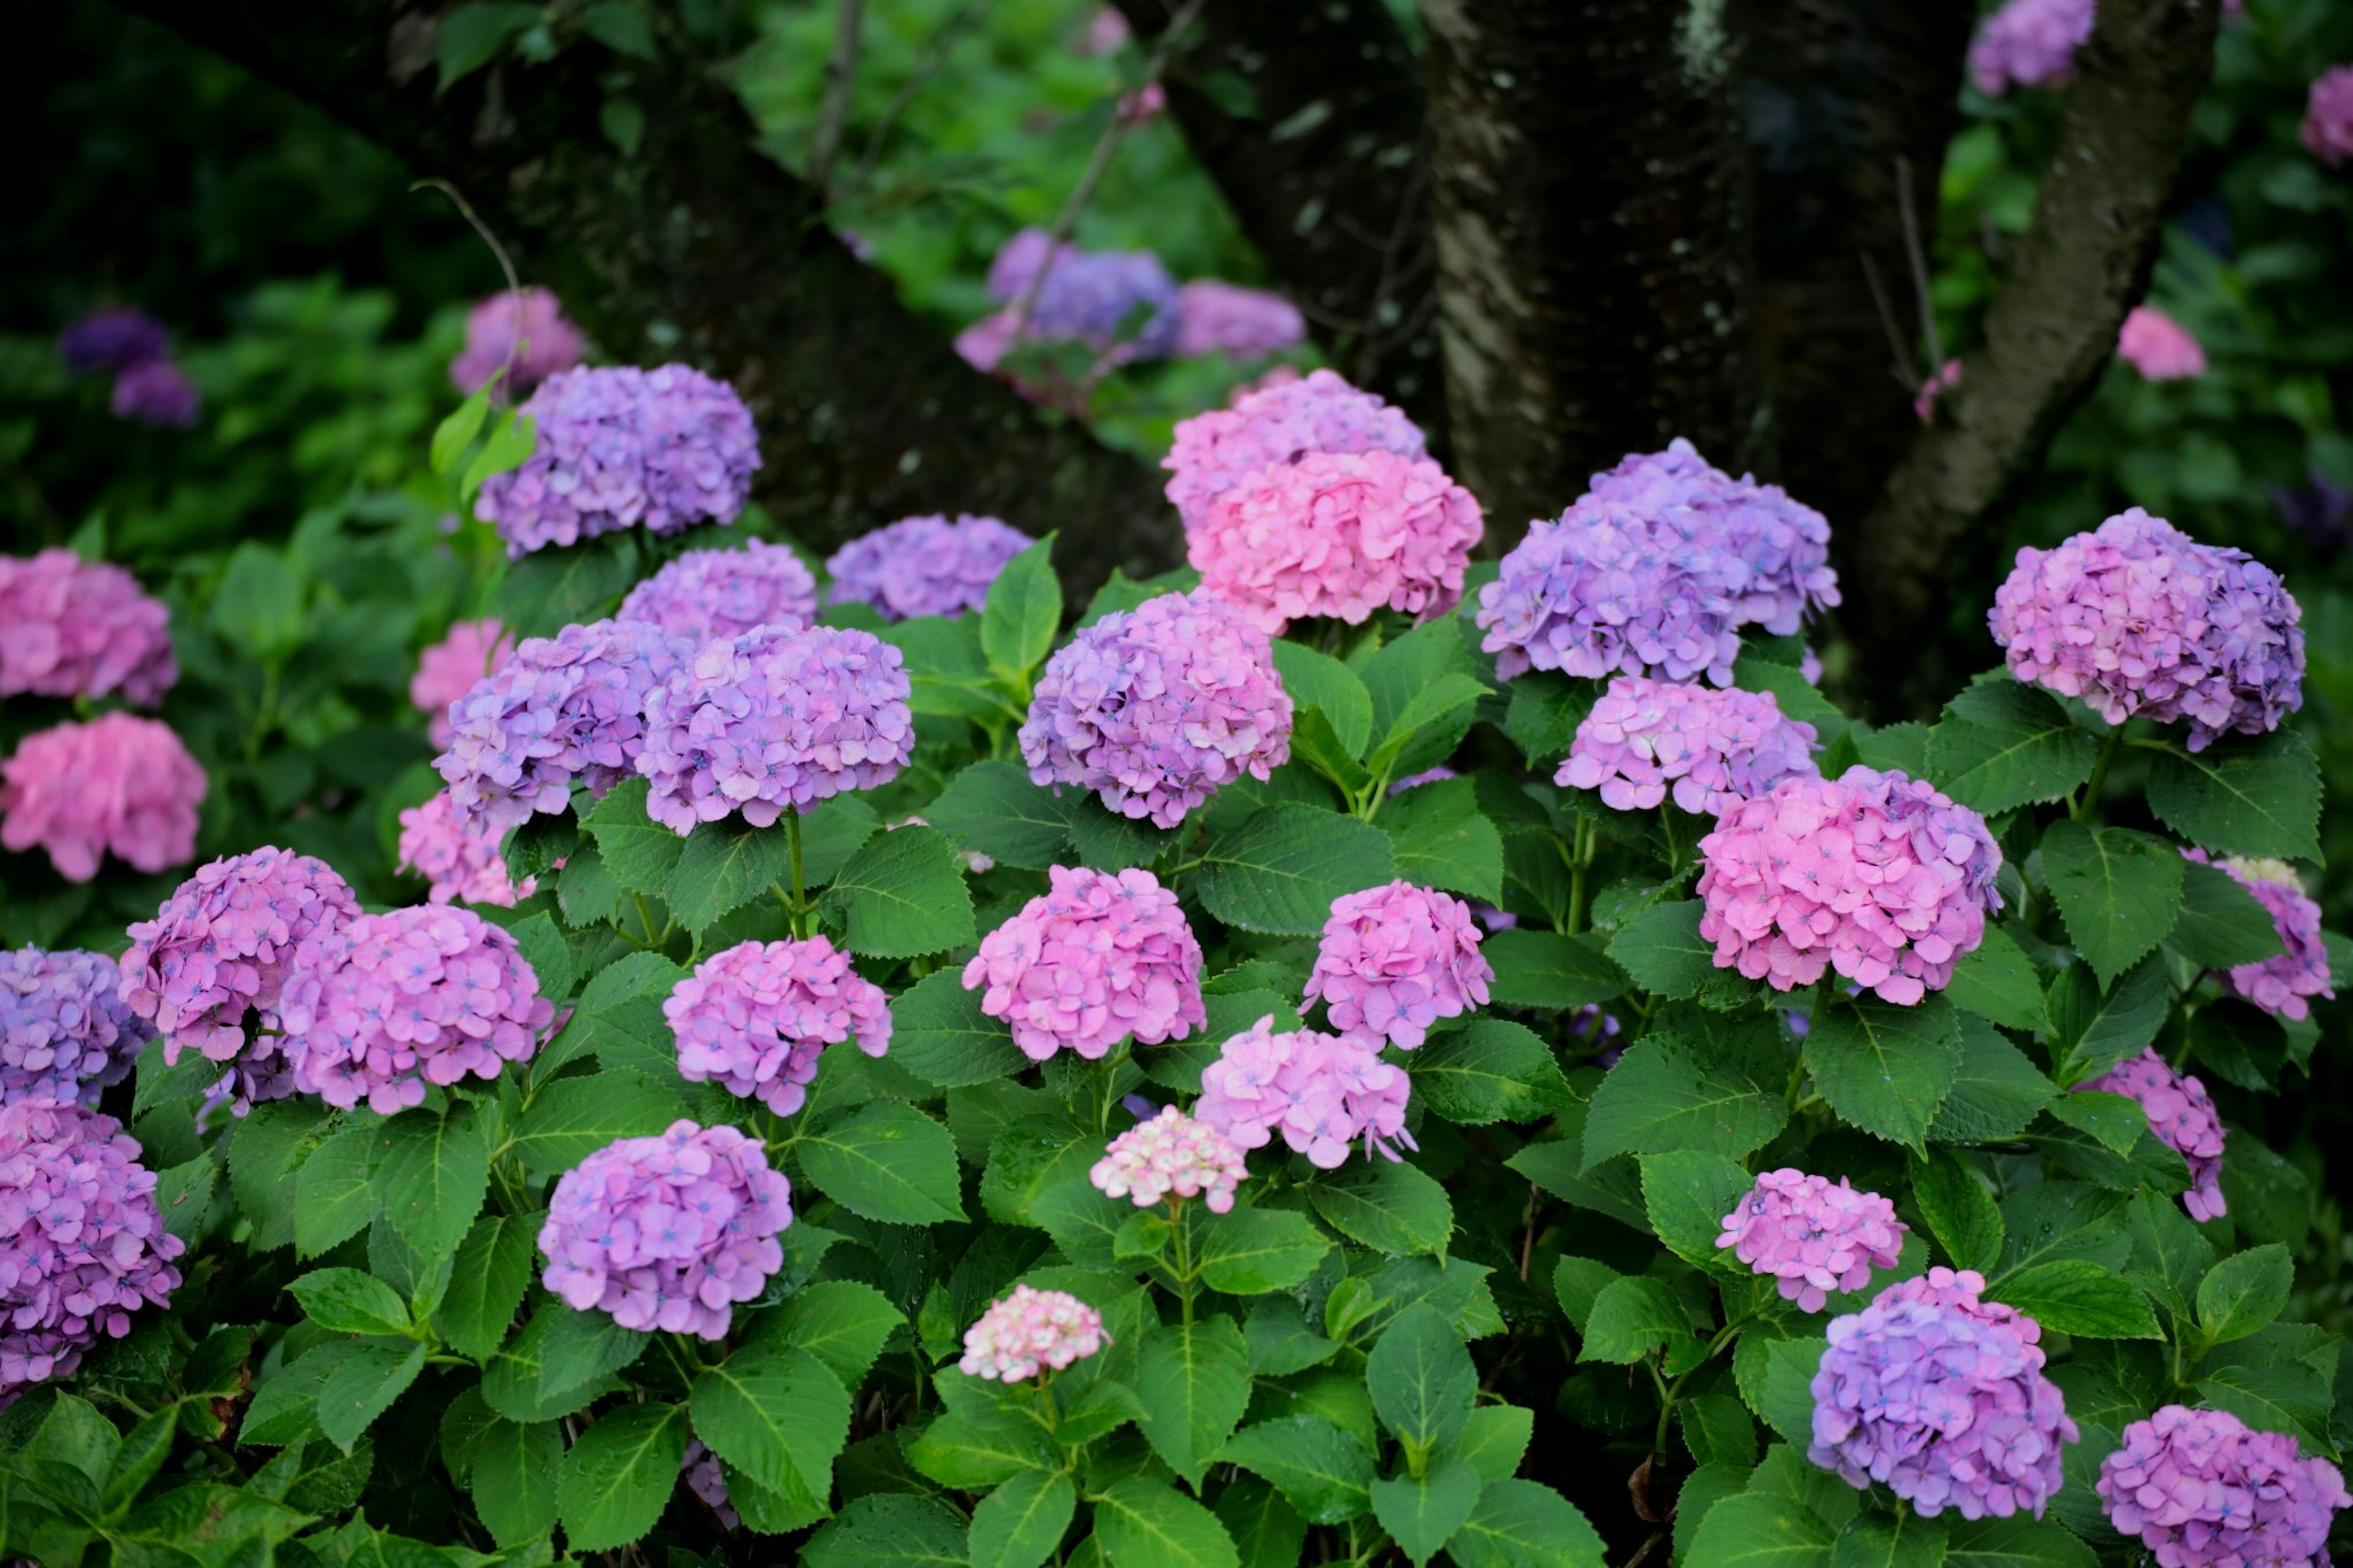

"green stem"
[1168,1198,1196,1328]
[787,811,809,939]
[2074,727,2124,823]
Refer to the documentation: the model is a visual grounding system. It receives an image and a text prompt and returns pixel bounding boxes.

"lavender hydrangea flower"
[2306,66,2353,167]
[110,362,201,428]
[58,306,170,376]
[1195,1015,1415,1168]
[1,950,151,1108]
[2098,1405,2349,1567]
[2181,851,2335,1022]
[1558,678,1821,814]
[278,906,555,1115]
[962,866,1206,1062]
[681,1442,739,1530]
[1020,590,1292,829]
[2077,1048,2227,1222]
[1476,501,1746,684]
[539,1119,793,1339]
[474,365,762,559]
[618,539,819,643]
[664,937,890,1116]
[636,624,912,835]
[1163,368,1427,531]
[824,515,1035,623]
[1174,281,1305,360]
[449,287,586,397]
[396,790,536,907]
[1989,510,2303,751]
[984,229,1181,359]
[1583,440,1840,637]
[1969,0,2092,96]
[0,550,177,706]
[960,1285,1108,1382]
[1,714,205,882]
[1,1099,185,1401]
[1715,1168,1907,1312]
[1303,881,1493,1050]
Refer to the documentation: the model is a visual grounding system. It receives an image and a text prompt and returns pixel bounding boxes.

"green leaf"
[1367,673,1490,779]
[969,1469,1074,1568]
[294,1126,382,1257]
[1994,1260,2161,1339]
[1945,925,2050,1034]
[535,949,684,1079]
[1684,1488,1835,1567]
[1371,1458,1479,1566]
[1747,1338,1831,1449]
[210,543,308,663]
[1219,1417,1374,1524]
[2126,1187,2215,1320]
[888,968,1026,1088]
[1803,993,1963,1152]
[1444,1479,1608,1568]
[1368,1305,1476,1459]
[981,537,1063,677]
[436,3,539,87]
[821,825,977,958]
[1136,1319,1252,1486]
[1195,805,1396,936]
[1940,1516,2097,1567]
[1583,1032,1786,1168]
[881,613,1012,721]
[505,911,577,1009]
[240,1343,355,1447]
[461,408,537,501]
[1408,1018,1572,1127]
[806,1494,972,1568]
[1291,707,1375,795]
[2197,1243,2294,1344]
[1197,1206,1331,1295]
[1093,1479,1240,1568]
[2195,1362,2337,1455]
[665,819,794,934]
[469,1417,562,1549]
[505,811,578,882]
[1604,901,1729,1002]
[692,1342,850,1504]
[578,1,654,57]
[288,1269,411,1338]
[1931,1017,2057,1142]
[1679,1395,1756,1472]
[924,761,1076,871]
[798,1101,964,1223]
[2046,958,2170,1087]
[1271,642,1373,757]
[1639,1150,1754,1273]
[1910,1151,2005,1274]
[431,385,493,475]
[2145,730,2322,862]
[2169,861,2287,969]
[578,776,686,897]
[1305,1159,1454,1257]
[1481,930,1629,1011]
[1733,658,1851,748]
[494,532,637,636]
[1447,1405,1537,1482]
[512,1069,688,1175]
[316,1341,426,1452]
[374,1102,491,1262]
[1925,678,2098,816]
[760,1278,906,1387]
[906,1409,1053,1488]
[1828,1510,1949,1568]
[1499,672,1596,768]
[2040,822,2186,987]
[436,1213,536,1362]
[1379,775,1503,904]
[1578,1278,1691,1365]
[1214,1476,1306,1568]
[558,1401,687,1552]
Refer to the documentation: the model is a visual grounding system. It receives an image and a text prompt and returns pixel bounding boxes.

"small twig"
[1859,254,1925,392]
[809,0,866,195]
[847,0,988,195]
[414,176,525,390]
[1895,155,1946,369]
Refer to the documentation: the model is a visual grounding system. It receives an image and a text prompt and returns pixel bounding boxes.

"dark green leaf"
[666,819,794,934]
[288,1269,410,1338]
[805,1494,972,1568]
[557,1401,686,1551]
[374,1102,491,1262]
[797,1102,964,1223]
[2168,861,2287,969]
[1409,1017,1572,1126]
[692,1343,850,1504]
[2040,822,2186,987]
[2196,1243,2293,1344]
[1603,901,1729,1002]
[1271,642,1373,758]
[1993,1260,2161,1339]
[1578,1278,1691,1365]
[1370,1458,1479,1566]
[1218,1417,1374,1524]
[316,1341,426,1452]
[1196,1206,1330,1295]
[1093,1479,1241,1568]
[1445,1479,1608,1568]
[294,1126,381,1258]
[2144,730,2322,862]
[1305,1159,1453,1257]
[1910,1150,2005,1275]
[1930,1017,2056,1142]
[469,1416,561,1549]
[1945,925,2049,1034]
[436,1213,536,1362]
[2046,958,2170,1086]
[923,762,1075,871]
[578,777,686,896]
[1136,1319,1252,1486]
[969,1469,1075,1568]
[1828,1510,1949,1568]
[512,1069,688,1175]
[980,537,1062,677]
[887,968,1026,1088]
[1379,775,1503,904]
[1582,1032,1786,1168]
[1639,1150,1753,1274]
[1925,677,2098,816]
[821,825,977,958]
[1481,930,1628,1010]
[1803,994,1963,1151]
[1195,804,1396,935]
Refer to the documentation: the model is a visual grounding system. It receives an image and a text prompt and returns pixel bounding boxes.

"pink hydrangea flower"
[412,620,513,749]
[1969,0,2091,95]
[0,950,151,1108]
[2118,306,2207,381]
[2305,66,2353,166]
[664,937,890,1117]
[959,1285,1108,1382]
[2099,1405,2349,1567]
[1020,590,1292,828]
[449,287,586,396]
[1989,509,2303,751]
[1303,881,1493,1049]
[0,1099,184,1401]
[539,1119,793,1339]
[1195,1015,1415,1168]
[1915,359,1963,423]
[1879,1267,2046,1350]
[2077,1048,2226,1221]
[1091,1107,1248,1213]
[2181,851,2334,1021]
[1697,767,2003,1006]
[824,515,1034,623]
[1715,1168,1907,1312]
[1174,281,1306,360]
[1,714,205,882]
[618,539,819,645]
[396,789,536,907]
[1163,368,1427,531]
[0,549,176,706]
[961,866,1206,1061]
[278,906,555,1115]
[1558,678,1821,814]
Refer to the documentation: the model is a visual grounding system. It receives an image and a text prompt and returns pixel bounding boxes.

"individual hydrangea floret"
[1697,767,2004,1006]
[1192,449,1482,631]
[1162,368,1427,530]
[1988,509,2305,750]
[539,1119,793,1339]
[2118,305,2207,381]
[1582,440,1840,637]
[984,229,1181,359]
[959,1284,1108,1382]
[1,714,205,882]
[58,306,170,376]
[2181,850,2335,1021]
[474,365,762,558]
[637,624,912,835]
[0,950,151,1108]
[2098,1404,2349,1568]
[279,906,554,1115]
[1195,1015,1415,1168]
[1303,881,1493,1050]
[436,618,690,837]
[1091,1107,1248,1213]
[1020,590,1292,828]
[411,619,513,749]
[449,287,586,396]
[1476,501,1745,684]
[664,937,890,1117]
[1557,678,1821,814]
[619,539,819,644]
[1174,281,1306,360]
[961,866,1206,1061]
[0,1099,185,1401]
[2306,66,2353,167]
[1969,0,2091,96]
[396,790,536,907]
[1715,1168,1907,1312]
[111,362,202,428]
[0,550,177,706]
[2077,1048,2227,1221]
[824,515,1035,623]
[1809,1288,2075,1519]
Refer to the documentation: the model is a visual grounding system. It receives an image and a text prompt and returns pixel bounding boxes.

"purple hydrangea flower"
[2306,66,2353,167]
[1163,368,1428,531]
[110,362,201,428]
[0,550,177,706]
[824,515,1035,623]
[0,1099,184,1401]
[2098,1404,2349,1567]
[681,1442,738,1530]
[961,866,1207,1062]
[664,937,890,1116]
[2181,851,2335,1022]
[1195,1015,1415,1168]
[985,229,1181,360]
[636,624,912,835]
[1989,509,2304,751]
[58,306,171,376]
[1715,1168,1907,1312]
[1020,590,1293,829]
[474,365,762,559]
[618,539,819,645]
[1969,0,2092,96]
[2077,1048,2227,1222]
[449,287,586,397]
[396,789,536,908]
[1558,678,1821,814]
[278,906,555,1115]
[1583,440,1840,638]
[538,1119,793,1339]
[1303,881,1493,1050]
[1,950,151,1108]
[1175,281,1306,360]
[1476,500,1746,684]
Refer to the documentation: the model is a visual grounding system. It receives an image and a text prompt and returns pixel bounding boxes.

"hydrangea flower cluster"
[2097,1404,2349,1567]
[958,1285,1108,1383]
[1879,1267,2046,1347]
[1968,0,2091,96]
[1090,1107,1248,1213]
[1174,281,1306,360]
[2183,850,2335,1021]
[0,550,177,705]
[1192,449,1482,630]
[1809,1285,2076,1519]
[111,362,202,428]
[1697,767,2003,1006]
[637,624,912,835]
[1019,590,1292,828]
[1162,368,1427,530]
[961,866,1206,1061]
[449,287,585,396]
[474,365,761,558]
[664,937,891,1116]
[1988,509,2305,750]
[0,1099,184,1401]
[1,714,205,882]
[2118,305,2207,381]
[1583,441,1840,638]
[681,1442,738,1531]
[2077,1048,2227,1222]
[411,619,513,749]
[1195,1016,1415,1168]
[1557,678,1821,815]
[396,790,536,907]
[2306,66,2353,166]
[983,229,1181,359]
[1476,501,1744,684]
[538,1120,793,1340]
[1715,1168,1907,1312]
[58,306,171,376]
[618,539,819,644]
[824,515,1034,623]
[278,907,554,1115]
[1303,881,1493,1049]
[0,950,150,1108]
[437,618,690,836]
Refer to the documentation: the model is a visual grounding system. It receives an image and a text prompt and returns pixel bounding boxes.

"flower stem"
[2074,727,2123,824]
[787,811,809,939]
